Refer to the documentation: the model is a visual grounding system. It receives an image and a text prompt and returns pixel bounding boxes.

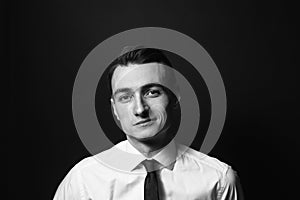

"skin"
[111,63,173,157]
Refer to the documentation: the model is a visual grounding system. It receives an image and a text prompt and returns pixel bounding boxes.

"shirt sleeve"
[217,167,244,200]
[53,167,89,200]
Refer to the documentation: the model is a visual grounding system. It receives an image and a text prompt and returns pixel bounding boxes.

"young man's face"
[111,63,171,141]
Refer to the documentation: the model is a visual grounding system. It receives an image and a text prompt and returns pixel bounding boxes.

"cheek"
[150,103,168,123]
[115,106,130,121]
[149,97,169,121]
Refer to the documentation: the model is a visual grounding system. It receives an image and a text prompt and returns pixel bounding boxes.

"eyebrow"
[113,88,132,98]
[113,83,164,98]
[142,83,164,91]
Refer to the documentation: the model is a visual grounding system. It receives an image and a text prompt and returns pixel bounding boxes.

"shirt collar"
[125,139,177,171]
[95,140,177,173]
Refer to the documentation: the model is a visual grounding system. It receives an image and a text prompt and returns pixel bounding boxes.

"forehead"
[111,63,169,93]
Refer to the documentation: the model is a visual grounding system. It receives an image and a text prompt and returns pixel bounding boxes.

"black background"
[8,0,299,199]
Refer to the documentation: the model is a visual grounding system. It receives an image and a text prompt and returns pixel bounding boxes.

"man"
[54,48,244,200]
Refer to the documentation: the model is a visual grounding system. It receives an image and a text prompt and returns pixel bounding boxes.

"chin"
[125,128,158,141]
[124,122,165,140]
[135,130,158,139]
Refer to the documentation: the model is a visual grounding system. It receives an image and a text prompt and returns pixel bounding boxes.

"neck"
[127,135,164,158]
[126,125,175,158]
[126,120,177,158]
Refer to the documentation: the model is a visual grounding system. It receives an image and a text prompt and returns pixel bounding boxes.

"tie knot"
[142,159,159,172]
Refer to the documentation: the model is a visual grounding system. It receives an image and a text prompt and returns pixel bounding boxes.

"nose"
[133,94,149,117]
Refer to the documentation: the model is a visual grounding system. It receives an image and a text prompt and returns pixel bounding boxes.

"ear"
[110,98,120,120]
[168,95,180,110]
[173,96,181,109]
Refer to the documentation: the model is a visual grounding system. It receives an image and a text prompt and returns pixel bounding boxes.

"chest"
[83,170,219,200]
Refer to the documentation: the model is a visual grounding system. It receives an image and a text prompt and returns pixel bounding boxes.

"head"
[107,48,180,143]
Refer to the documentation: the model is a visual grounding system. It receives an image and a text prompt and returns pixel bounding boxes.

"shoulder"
[176,144,239,184]
[176,144,230,174]
[69,140,127,173]
[53,148,116,192]
[53,157,95,200]
[176,144,242,195]
[70,147,121,175]
[57,156,102,187]
[70,156,100,173]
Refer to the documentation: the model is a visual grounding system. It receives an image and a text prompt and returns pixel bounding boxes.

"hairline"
[110,62,172,97]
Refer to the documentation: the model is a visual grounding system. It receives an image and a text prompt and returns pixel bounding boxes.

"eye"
[145,89,161,98]
[118,94,132,103]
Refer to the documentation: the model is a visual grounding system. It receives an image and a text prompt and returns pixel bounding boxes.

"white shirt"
[53,140,243,200]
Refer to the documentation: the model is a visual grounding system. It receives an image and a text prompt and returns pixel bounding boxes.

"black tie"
[143,159,160,200]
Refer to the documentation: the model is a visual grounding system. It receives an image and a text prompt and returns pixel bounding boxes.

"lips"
[134,119,152,126]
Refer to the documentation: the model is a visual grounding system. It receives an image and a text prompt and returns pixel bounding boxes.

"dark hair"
[107,48,173,96]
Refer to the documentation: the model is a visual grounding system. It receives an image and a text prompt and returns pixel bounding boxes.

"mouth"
[134,119,153,126]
